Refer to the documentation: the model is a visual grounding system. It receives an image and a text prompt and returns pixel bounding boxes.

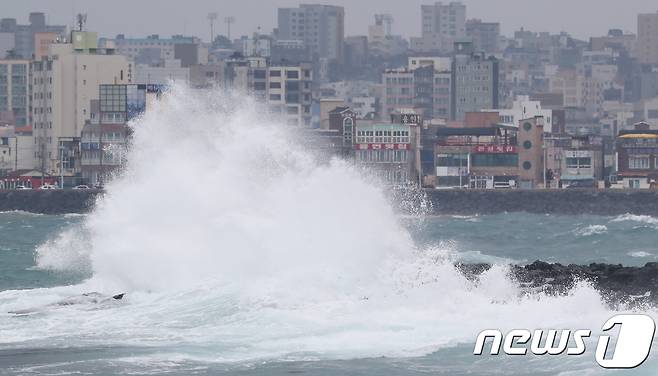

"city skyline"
[2,0,656,42]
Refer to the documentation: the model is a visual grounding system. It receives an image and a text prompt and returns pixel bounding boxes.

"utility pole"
[225,16,235,40]
[99,130,103,186]
[40,142,45,187]
[60,140,64,189]
[14,137,17,171]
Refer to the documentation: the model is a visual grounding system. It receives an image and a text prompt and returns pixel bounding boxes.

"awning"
[618,134,658,139]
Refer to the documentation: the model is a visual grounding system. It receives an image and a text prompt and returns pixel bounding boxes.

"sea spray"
[16,86,631,363]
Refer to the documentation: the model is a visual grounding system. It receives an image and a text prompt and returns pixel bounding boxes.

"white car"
[15,185,31,190]
[73,185,90,190]
[39,184,58,190]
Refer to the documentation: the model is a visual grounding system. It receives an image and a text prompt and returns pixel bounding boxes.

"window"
[566,157,592,169]
[471,153,518,167]
[270,70,281,77]
[253,70,266,79]
[523,122,532,131]
[629,156,650,169]
[523,161,532,170]
[437,153,468,167]
[286,70,299,79]
[269,82,281,89]
[523,140,532,149]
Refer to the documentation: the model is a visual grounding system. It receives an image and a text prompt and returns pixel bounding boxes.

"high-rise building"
[382,59,451,121]
[31,31,132,176]
[0,13,66,59]
[0,60,30,127]
[262,62,314,126]
[636,11,658,65]
[277,4,345,63]
[466,19,500,53]
[411,2,466,53]
[451,41,499,121]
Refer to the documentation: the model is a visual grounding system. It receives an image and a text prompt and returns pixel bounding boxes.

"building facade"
[355,121,416,185]
[31,31,132,176]
[466,19,500,53]
[0,59,30,127]
[636,11,658,65]
[614,129,658,189]
[451,42,499,121]
[277,4,345,63]
[0,13,66,59]
[411,1,466,53]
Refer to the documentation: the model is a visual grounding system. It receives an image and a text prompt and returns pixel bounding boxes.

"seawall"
[1,189,658,216]
[422,189,658,216]
[0,190,101,215]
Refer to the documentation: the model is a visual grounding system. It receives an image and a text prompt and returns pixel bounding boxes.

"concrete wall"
[422,189,658,216]
[0,190,100,214]
[2,189,658,216]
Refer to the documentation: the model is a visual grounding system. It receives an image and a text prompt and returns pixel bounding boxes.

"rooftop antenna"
[225,16,235,40]
[76,13,87,32]
[207,12,218,44]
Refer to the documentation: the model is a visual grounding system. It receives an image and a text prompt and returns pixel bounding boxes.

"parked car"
[15,185,31,190]
[565,180,596,189]
[38,184,58,190]
[73,185,90,190]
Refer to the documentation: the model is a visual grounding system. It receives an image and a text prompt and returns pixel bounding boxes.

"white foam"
[573,224,608,237]
[2,86,639,364]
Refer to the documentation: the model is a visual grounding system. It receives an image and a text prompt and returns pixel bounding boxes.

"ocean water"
[1,87,657,375]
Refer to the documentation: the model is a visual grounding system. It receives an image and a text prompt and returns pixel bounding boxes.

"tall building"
[466,19,500,53]
[32,31,132,176]
[0,13,66,59]
[382,57,451,121]
[0,60,30,126]
[263,62,314,126]
[451,42,499,121]
[411,2,466,53]
[636,11,658,65]
[277,4,345,63]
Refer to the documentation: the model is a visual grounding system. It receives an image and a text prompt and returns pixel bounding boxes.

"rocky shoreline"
[458,261,658,307]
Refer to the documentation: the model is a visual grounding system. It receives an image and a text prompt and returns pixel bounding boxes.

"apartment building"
[411,2,466,53]
[31,31,131,176]
[0,59,30,127]
[636,11,658,65]
[277,4,345,63]
[451,42,499,121]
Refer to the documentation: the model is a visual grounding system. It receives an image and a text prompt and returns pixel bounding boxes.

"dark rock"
[458,261,658,308]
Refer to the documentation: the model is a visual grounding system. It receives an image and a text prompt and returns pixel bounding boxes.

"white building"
[31,31,131,175]
[484,95,554,133]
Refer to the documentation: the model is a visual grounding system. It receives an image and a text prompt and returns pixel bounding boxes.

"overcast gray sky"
[3,0,656,42]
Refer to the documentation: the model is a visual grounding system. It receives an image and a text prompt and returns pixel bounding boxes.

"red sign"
[473,145,516,154]
[356,143,410,150]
